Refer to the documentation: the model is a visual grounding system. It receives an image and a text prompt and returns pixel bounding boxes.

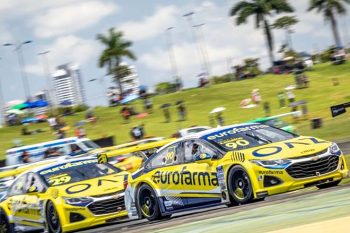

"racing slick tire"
[316,179,341,189]
[137,184,170,221]
[227,165,253,205]
[46,201,62,233]
[0,208,15,233]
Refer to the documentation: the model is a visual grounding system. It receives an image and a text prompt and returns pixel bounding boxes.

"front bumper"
[59,193,128,232]
[219,154,349,203]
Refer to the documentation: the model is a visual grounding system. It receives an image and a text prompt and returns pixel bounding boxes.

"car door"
[20,172,46,226]
[6,173,29,226]
[145,142,186,211]
[177,139,221,207]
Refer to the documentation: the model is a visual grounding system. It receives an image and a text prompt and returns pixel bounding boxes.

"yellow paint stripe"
[268,216,350,233]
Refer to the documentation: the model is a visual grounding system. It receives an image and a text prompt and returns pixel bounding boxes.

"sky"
[0,0,349,106]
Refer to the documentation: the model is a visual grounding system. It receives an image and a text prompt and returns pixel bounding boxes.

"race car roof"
[29,156,96,174]
[155,123,261,152]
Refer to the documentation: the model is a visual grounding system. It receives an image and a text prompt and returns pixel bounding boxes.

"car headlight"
[251,159,291,169]
[329,143,341,155]
[63,197,93,206]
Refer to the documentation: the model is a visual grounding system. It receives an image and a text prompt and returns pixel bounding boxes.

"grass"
[0,62,350,161]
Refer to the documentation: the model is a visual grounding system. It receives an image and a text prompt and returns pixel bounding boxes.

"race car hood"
[238,136,333,160]
[55,171,129,197]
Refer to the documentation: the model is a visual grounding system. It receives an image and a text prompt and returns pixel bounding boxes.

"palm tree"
[308,0,350,47]
[272,16,299,50]
[97,28,136,94]
[230,0,294,67]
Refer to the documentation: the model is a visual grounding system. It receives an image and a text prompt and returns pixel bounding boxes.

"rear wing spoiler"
[97,138,176,164]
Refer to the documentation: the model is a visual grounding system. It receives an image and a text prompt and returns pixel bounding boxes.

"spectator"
[21,126,31,135]
[252,89,262,104]
[163,108,171,123]
[277,92,286,108]
[120,106,131,122]
[86,109,97,124]
[286,90,295,103]
[56,129,66,139]
[21,151,31,163]
[130,125,144,140]
[144,98,153,113]
[74,127,86,138]
[302,74,310,88]
[216,113,224,127]
[48,117,58,131]
[177,103,186,121]
[263,102,271,117]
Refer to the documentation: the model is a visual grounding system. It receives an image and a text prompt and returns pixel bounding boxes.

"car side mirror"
[27,185,38,193]
[195,153,213,164]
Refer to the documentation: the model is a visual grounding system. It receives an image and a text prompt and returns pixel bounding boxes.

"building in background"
[52,64,86,106]
[120,63,140,96]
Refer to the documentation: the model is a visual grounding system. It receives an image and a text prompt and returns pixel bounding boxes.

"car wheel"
[137,184,163,221]
[0,209,14,233]
[227,166,253,205]
[46,201,62,233]
[316,180,341,189]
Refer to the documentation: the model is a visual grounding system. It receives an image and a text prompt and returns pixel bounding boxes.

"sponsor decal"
[258,170,283,175]
[253,146,283,157]
[300,149,316,154]
[48,174,72,186]
[206,125,269,140]
[97,153,108,164]
[252,137,328,157]
[221,138,250,150]
[151,166,218,186]
[39,159,96,175]
[65,175,121,194]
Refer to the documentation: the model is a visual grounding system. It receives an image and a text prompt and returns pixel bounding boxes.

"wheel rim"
[47,203,60,232]
[231,170,251,200]
[139,189,156,217]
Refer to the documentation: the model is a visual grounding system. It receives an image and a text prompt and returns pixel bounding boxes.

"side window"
[8,174,28,196]
[27,173,45,193]
[183,140,217,163]
[69,144,84,156]
[148,143,182,168]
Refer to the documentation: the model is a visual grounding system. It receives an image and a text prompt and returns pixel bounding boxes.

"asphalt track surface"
[77,182,350,233]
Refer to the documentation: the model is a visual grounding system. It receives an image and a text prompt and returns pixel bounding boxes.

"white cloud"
[119,5,179,41]
[26,35,99,75]
[33,1,117,38]
[0,0,86,19]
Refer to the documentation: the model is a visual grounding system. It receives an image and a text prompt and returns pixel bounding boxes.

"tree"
[272,15,299,50]
[230,0,294,67]
[155,82,177,94]
[308,0,350,47]
[97,28,136,94]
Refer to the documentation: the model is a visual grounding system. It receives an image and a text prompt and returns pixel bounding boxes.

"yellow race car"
[0,158,129,233]
[125,123,349,221]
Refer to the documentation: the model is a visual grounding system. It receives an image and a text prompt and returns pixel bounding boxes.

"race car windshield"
[203,124,296,151]
[82,140,100,150]
[39,159,121,187]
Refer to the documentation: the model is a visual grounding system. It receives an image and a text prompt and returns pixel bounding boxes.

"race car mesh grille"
[88,197,125,215]
[286,155,339,179]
